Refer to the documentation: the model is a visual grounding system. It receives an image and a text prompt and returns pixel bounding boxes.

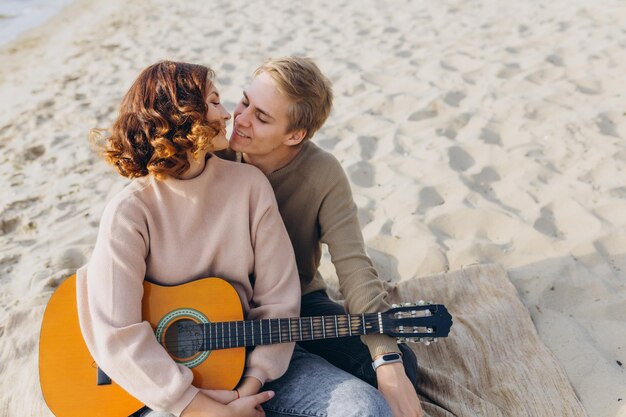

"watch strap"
[372,352,403,370]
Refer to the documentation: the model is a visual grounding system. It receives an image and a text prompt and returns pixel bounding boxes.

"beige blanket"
[386,264,588,417]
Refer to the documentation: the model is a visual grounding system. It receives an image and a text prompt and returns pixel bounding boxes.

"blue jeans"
[141,347,392,417]
[263,346,392,417]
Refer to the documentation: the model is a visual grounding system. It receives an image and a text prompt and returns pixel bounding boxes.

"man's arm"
[317,157,423,417]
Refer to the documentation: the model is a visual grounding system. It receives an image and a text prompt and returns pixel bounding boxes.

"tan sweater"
[76,155,300,416]
[219,142,400,358]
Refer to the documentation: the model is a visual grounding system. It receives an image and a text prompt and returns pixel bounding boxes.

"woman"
[76,61,300,417]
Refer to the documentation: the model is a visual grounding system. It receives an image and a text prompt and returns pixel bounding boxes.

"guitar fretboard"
[200,314,382,351]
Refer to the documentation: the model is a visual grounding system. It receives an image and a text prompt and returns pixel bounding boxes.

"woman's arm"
[76,196,199,415]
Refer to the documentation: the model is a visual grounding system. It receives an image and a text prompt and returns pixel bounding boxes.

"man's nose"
[235,107,251,126]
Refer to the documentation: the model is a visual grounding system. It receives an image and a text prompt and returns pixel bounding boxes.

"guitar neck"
[200,313,382,351]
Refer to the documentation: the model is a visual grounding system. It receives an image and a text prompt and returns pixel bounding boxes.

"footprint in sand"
[533,207,563,238]
[22,145,46,162]
[448,146,475,172]
[417,186,445,211]
[594,113,619,137]
[0,217,20,236]
[471,166,501,184]
[348,161,375,188]
[546,54,565,67]
[357,136,377,160]
[443,91,466,107]
[480,127,502,145]
[409,109,438,122]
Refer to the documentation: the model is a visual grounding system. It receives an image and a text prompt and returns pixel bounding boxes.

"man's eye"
[257,115,268,123]
[211,102,221,106]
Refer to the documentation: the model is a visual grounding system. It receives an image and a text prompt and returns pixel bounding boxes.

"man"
[219,56,424,417]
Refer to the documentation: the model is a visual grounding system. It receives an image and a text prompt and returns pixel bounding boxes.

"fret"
[298,318,303,341]
[251,320,255,346]
[202,322,206,350]
[259,320,263,345]
[378,312,383,334]
[322,316,326,339]
[334,316,338,338]
[207,323,211,351]
[361,314,366,335]
[243,320,247,346]
[269,319,273,344]
[288,317,293,341]
[228,322,232,348]
[348,315,352,336]
[278,319,282,343]
[309,316,314,340]
[235,321,239,348]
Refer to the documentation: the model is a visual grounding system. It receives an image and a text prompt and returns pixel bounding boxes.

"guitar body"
[39,275,246,417]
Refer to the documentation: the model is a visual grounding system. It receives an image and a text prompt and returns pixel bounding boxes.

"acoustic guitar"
[39,275,452,416]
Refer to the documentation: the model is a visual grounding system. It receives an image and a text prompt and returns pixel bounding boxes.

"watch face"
[382,353,401,361]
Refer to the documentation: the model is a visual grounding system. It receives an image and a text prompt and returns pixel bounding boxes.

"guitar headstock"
[382,302,452,345]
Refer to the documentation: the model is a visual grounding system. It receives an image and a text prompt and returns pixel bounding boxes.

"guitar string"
[161,315,435,351]
[159,316,387,351]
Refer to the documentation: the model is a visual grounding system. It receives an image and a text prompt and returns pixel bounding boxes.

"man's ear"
[285,129,307,146]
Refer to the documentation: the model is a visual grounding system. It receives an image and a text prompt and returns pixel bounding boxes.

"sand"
[0,0,624,416]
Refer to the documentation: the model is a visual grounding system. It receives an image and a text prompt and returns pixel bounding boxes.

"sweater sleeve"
[317,159,401,359]
[75,196,198,416]
[243,177,301,385]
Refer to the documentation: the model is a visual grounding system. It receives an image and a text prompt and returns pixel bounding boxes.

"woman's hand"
[236,376,263,397]
[197,375,264,405]
[376,362,424,417]
[199,389,238,404]
[180,390,274,417]
[226,391,274,417]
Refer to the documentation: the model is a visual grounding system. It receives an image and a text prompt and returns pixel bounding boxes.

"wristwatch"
[372,353,403,370]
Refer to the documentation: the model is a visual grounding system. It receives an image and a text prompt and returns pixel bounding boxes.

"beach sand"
[0,0,624,416]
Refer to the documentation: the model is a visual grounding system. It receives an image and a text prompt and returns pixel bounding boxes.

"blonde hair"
[254,57,333,140]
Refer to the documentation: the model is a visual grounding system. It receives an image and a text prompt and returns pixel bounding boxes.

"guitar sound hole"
[164,319,202,359]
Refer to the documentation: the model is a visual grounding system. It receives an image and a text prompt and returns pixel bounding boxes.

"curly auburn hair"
[92,61,222,179]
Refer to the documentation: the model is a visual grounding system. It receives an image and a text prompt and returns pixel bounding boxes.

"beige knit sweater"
[220,141,401,358]
[76,155,300,416]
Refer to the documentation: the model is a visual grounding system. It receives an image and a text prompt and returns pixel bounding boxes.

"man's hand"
[376,362,424,417]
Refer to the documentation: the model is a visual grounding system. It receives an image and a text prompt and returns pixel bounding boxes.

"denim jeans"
[299,290,419,388]
[141,347,392,417]
[263,346,392,417]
